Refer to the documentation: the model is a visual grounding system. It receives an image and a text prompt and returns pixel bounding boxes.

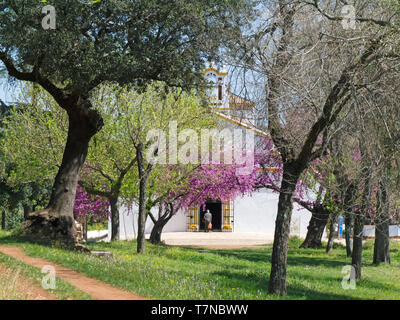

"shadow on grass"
[0,232,90,253]
[211,269,361,300]
[0,233,35,246]
[286,255,345,268]
[284,285,361,300]
[0,234,365,272]
[3,233,396,299]
[174,245,347,270]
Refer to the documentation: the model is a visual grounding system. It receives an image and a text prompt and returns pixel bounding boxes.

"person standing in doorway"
[204,209,212,232]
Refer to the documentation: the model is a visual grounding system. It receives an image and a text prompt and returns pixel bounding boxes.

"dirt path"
[0,264,58,300]
[0,246,147,300]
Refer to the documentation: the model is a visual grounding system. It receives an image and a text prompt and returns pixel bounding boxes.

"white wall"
[363,225,400,237]
[233,189,312,236]
[110,188,313,239]
[233,190,278,233]
[291,202,313,237]
[108,203,188,240]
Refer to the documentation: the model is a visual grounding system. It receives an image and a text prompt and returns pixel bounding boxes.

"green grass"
[0,230,91,300]
[1,229,400,299]
[0,252,92,300]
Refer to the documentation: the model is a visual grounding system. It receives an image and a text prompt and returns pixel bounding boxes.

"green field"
[0,230,399,300]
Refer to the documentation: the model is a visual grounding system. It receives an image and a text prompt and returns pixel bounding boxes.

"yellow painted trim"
[212,111,270,138]
[212,107,230,111]
[187,206,198,231]
[212,111,283,169]
[203,67,227,76]
[258,167,281,172]
[222,200,233,231]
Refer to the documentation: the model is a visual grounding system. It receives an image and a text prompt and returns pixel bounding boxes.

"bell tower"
[203,63,228,109]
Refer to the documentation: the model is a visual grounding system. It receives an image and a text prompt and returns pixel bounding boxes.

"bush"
[4,210,24,231]
[288,236,303,248]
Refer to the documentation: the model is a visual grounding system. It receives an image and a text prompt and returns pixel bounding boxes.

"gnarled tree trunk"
[149,215,172,245]
[373,178,390,264]
[300,209,329,248]
[149,203,175,245]
[268,167,299,296]
[326,213,337,253]
[352,210,364,281]
[352,173,372,281]
[22,99,103,244]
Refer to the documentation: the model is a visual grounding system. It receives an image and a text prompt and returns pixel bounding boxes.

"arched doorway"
[199,200,222,231]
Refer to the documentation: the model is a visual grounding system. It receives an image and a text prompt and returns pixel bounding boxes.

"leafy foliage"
[73,184,109,223]
[0,0,251,93]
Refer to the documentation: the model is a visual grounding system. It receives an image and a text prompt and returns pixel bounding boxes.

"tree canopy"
[0,0,250,93]
[0,0,252,242]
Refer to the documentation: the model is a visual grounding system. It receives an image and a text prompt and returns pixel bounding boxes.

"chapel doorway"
[199,200,222,231]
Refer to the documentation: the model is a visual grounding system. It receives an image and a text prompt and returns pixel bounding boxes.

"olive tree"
[0,0,249,242]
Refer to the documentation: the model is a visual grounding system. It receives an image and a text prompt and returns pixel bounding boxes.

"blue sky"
[0,78,15,104]
[0,80,8,103]
[0,87,7,103]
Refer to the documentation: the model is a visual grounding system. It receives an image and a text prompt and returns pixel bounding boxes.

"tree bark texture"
[23,205,32,220]
[1,212,5,230]
[352,210,364,281]
[326,214,337,253]
[110,197,120,241]
[136,144,150,254]
[22,99,103,244]
[268,168,298,296]
[373,179,390,264]
[300,209,329,248]
[352,174,372,281]
[149,204,174,244]
[149,215,171,245]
